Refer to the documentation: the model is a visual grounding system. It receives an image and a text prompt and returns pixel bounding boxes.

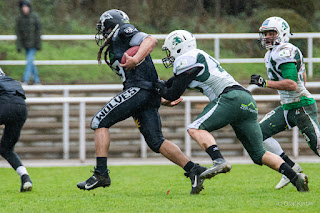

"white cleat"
[275,163,303,189]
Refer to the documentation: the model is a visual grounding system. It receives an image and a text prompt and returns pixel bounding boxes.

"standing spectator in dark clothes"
[16,0,41,85]
[0,67,32,192]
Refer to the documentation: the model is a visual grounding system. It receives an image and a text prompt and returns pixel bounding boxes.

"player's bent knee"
[187,128,199,138]
[249,152,264,165]
[145,137,164,153]
[0,147,14,156]
[252,157,263,165]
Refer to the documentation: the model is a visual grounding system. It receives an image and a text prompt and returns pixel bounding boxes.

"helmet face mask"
[162,30,197,68]
[0,67,5,77]
[95,9,129,47]
[162,47,175,68]
[259,30,281,50]
[258,17,291,50]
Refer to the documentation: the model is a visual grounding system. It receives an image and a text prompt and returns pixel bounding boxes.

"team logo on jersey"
[279,49,290,57]
[124,26,137,34]
[176,59,188,70]
[172,36,183,47]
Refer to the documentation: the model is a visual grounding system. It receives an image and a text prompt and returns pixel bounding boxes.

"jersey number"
[111,60,126,82]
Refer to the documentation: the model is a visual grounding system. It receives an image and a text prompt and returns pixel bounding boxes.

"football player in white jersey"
[156,29,309,192]
[250,17,320,189]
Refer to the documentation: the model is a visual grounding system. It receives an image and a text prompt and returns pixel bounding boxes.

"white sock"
[16,166,28,178]
[263,137,284,156]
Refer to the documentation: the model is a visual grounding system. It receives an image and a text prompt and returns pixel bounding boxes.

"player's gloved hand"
[17,48,21,53]
[154,80,167,94]
[250,74,267,87]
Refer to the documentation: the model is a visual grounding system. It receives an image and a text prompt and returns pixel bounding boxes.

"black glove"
[154,80,167,94]
[250,74,267,87]
[17,48,21,53]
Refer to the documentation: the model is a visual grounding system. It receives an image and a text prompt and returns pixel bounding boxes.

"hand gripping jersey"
[173,49,240,101]
[108,23,159,90]
[264,43,314,109]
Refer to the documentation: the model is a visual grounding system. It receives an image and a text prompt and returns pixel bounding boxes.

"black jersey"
[0,76,26,105]
[108,24,159,90]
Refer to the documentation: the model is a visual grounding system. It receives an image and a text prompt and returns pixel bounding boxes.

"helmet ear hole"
[177,49,181,53]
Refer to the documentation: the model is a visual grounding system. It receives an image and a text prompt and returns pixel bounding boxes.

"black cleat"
[294,173,309,192]
[20,174,32,192]
[200,158,231,179]
[184,164,207,195]
[77,168,111,191]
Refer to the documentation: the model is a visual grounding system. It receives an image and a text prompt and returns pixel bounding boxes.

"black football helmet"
[95,9,130,47]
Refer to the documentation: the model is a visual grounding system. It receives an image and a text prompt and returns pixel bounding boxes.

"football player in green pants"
[250,17,320,189]
[156,29,309,192]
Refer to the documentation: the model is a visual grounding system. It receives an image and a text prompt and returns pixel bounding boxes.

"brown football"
[121,46,140,64]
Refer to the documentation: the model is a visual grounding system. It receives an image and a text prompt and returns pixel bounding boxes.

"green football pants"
[188,90,266,165]
[260,103,320,156]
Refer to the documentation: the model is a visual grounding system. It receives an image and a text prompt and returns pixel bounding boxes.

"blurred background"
[0,0,319,162]
[1,0,320,84]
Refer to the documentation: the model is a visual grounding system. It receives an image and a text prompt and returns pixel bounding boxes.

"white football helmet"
[259,17,291,50]
[162,30,197,68]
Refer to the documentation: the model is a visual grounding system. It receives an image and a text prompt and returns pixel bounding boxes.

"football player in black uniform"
[0,67,32,192]
[76,9,207,194]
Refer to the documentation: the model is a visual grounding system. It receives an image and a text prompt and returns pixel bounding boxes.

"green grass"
[0,163,318,212]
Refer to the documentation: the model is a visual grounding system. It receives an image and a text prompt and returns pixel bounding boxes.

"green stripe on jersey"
[195,53,210,82]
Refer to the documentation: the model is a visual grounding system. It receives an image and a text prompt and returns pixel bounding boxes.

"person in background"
[16,0,41,85]
[0,67,32,192]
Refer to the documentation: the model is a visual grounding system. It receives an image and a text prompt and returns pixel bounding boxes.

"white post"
[215,38,220,59]
[308,37,313,78]
[140,134,147,158]
[292,126,299,158]
[185,100,192,157]
[79,102,86,162]
[63,89,69,160]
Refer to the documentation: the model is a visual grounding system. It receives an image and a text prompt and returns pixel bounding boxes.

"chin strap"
[97,24,119,65]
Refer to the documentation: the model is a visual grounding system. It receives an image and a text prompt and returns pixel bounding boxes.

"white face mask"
[0,67,5,76]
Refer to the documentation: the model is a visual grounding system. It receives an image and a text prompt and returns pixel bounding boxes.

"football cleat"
[20,174,32,192]
[77,168,111,191]
[184,164,207,195]
[294,173,309,192]
[200,158,231,179]
[275,163,303,189]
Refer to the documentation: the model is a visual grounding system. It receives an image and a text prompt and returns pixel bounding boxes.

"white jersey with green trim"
[264,42,312,105]
[173,49,240,101]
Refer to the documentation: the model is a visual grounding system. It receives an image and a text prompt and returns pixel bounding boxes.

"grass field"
[0,163,318,213]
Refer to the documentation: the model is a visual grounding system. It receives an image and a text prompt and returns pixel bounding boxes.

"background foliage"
[0,0,320,84]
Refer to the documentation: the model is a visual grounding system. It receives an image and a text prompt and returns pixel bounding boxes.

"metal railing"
[23,84,320,162]
[1,33,320,77]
